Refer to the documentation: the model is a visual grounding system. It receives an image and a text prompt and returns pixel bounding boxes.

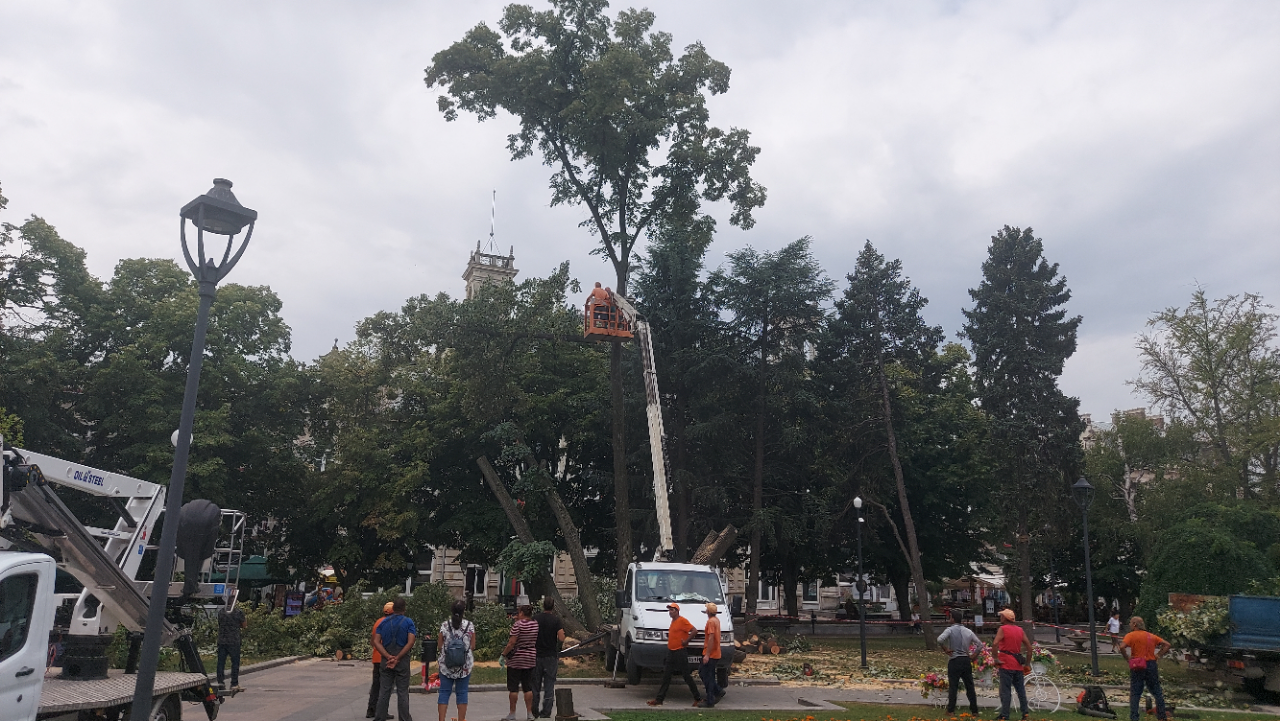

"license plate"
[689,656,703,665]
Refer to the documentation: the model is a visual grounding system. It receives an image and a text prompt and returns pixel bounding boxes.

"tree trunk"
[781,539,798,617]
[611,341,632,581]
[544,484,605,630]
[673,411,690,562]
[746,393,765,616]
[890,571,912,622]
[878,362,936,649]
[1017,510,1034,623]
[477,456,588,637]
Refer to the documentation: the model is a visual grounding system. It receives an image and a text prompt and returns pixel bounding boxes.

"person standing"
[502,605,539,721]
[993,608,1032,721]
[367,602,394,719]
[647,603,703,707]
[216,585,247,691]
[937,609,984,717]
[438,600,475,721]
[1108,612,1123,652]
[531,598,565,718]
[696,603,723,708]
[1120,616,1171,721]
[373,597,418,721]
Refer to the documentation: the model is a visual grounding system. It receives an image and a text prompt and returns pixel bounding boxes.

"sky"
[1,0,1276,421]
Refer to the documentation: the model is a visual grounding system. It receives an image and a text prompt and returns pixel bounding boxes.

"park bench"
[1067,632,1089,651]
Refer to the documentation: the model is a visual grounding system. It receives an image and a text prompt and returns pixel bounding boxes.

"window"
[0,573,38,663]
[757,582,777,603]
[465,566,487,598]
[803,580,819,603]
[633,569,725,604]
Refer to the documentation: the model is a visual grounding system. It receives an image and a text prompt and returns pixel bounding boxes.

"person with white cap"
[696,603,724,707]
[992,608,1032,720]
[646,603,703,707]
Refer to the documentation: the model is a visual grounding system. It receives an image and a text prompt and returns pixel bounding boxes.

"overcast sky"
[1,0,1276,421]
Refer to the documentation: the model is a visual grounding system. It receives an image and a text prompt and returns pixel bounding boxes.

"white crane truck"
[584,285,735,689]
[1,439,241,720]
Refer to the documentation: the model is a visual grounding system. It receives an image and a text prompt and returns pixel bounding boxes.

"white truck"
[584,285,735,688]
[1,439,242,720]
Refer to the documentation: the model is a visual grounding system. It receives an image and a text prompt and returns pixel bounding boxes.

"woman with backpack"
[1120,616,1171,721]
[437,600,476,721]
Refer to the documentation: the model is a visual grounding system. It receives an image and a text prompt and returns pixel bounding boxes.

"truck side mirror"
[615,590,631,609]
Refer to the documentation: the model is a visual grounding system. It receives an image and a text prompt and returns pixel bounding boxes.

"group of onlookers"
[364,596,567,721]
[938,607,1172,721]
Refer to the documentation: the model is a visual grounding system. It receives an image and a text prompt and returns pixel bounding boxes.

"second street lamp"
[130,179,257,720]
[854,496,867,668]
[1072,476,1100,677]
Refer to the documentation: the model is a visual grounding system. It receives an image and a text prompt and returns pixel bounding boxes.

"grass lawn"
[457,655,610,685]
[601,700,1280,721]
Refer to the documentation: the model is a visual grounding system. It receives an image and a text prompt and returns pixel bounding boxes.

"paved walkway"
[214,659,1017,721]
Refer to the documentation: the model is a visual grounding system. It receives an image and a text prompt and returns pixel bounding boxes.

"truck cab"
[0,553,56,721]
[615,561,733,687]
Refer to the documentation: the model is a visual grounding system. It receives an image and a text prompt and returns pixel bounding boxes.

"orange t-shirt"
[371,615,387,663]
[1123,631,1167,661]
[667,616,695,651]
[704,616,722,659]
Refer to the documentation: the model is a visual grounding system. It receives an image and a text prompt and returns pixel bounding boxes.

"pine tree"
[961,226,1083,621]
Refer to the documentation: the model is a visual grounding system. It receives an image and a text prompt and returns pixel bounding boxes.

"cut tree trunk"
[477,456,587,637]
[544,483,604,630]
[690,526,738,565]
[878,362,937,650]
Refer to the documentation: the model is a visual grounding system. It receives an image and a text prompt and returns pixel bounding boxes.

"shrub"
[469,602,513,661]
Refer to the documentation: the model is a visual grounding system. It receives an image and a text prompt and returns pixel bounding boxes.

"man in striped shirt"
[502,605,539,721]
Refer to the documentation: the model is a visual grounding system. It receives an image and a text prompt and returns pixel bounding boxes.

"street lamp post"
[130,179,256,720]
[854,496,867,668]
[1072,477,1100,677]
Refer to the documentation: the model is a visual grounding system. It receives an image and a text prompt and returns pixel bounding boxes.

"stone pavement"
[212,658,1021,721]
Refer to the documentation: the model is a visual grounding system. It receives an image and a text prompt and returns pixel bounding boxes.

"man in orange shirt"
[367,602,395,719]
[647,603,704,707]
[1120,616,1171,721]
[696,603,723,707]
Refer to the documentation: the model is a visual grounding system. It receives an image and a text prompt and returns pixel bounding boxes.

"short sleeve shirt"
[667,616,695,651]
[997,623,1026,671]
[704,616,721,659]
[1123,631,1167,661]
[533,612,564,658]
[438,620,475,679]
[371,616,387,663]
[217,607,245,646]
[508,618,539,669]
[376,614,418,651]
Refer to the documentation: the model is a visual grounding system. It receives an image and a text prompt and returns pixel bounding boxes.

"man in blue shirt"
[373,597,418,721]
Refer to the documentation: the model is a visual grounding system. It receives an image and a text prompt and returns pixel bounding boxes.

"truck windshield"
[635,569,724,604]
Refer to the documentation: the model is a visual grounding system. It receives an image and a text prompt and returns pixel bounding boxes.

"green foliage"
[566,574,617,629]
[1157,597,1230,648]
[1136,512,1276,622]
[0,407,22,446]
[469,602,514,661]
[496,539,557,586]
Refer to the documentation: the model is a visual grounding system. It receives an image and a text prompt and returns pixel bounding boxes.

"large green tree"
[426,0,766,579]
[1134,289,1280,500]
[961,226,1083,622]
[708,237,832,614]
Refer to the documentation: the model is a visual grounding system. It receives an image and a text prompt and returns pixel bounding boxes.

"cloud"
[1,0,1276,420]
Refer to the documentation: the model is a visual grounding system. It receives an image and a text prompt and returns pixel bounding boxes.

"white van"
[614,561,733,687]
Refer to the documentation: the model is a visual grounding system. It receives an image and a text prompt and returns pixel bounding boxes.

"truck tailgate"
[39,670,208,713]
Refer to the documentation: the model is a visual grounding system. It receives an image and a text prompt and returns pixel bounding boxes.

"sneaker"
[692,699,704,707]
[502,714,518,721]
[366,712,375,719]
[646,700,663,706]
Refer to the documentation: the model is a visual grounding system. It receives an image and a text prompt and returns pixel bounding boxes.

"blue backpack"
[443,621,472,671]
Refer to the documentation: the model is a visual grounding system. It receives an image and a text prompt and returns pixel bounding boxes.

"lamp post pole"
[855,496,867,668]
[1073,477,1100,677]
[130,180,256,720]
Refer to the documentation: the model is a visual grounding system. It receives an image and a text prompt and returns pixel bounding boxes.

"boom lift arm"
[585,283,674,557]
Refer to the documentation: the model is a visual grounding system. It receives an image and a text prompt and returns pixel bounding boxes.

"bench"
[1067,633,1089,652]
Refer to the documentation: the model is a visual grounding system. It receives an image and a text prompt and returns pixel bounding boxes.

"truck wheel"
[626,646,642,685]
[716,666,729,689]
[151,694,182,721]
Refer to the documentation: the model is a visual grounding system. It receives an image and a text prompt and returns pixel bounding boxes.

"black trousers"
[367,662,381,714]
[656,648,701,703]
[946,656,979,714]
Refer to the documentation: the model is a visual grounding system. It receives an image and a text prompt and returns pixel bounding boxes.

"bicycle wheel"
[1024,673,1061,713]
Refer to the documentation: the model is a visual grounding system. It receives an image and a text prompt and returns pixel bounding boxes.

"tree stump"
[555,688,578,721]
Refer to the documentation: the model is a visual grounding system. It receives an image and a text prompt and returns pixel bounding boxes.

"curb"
[238,655,307,676]
[410,676,782,694]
